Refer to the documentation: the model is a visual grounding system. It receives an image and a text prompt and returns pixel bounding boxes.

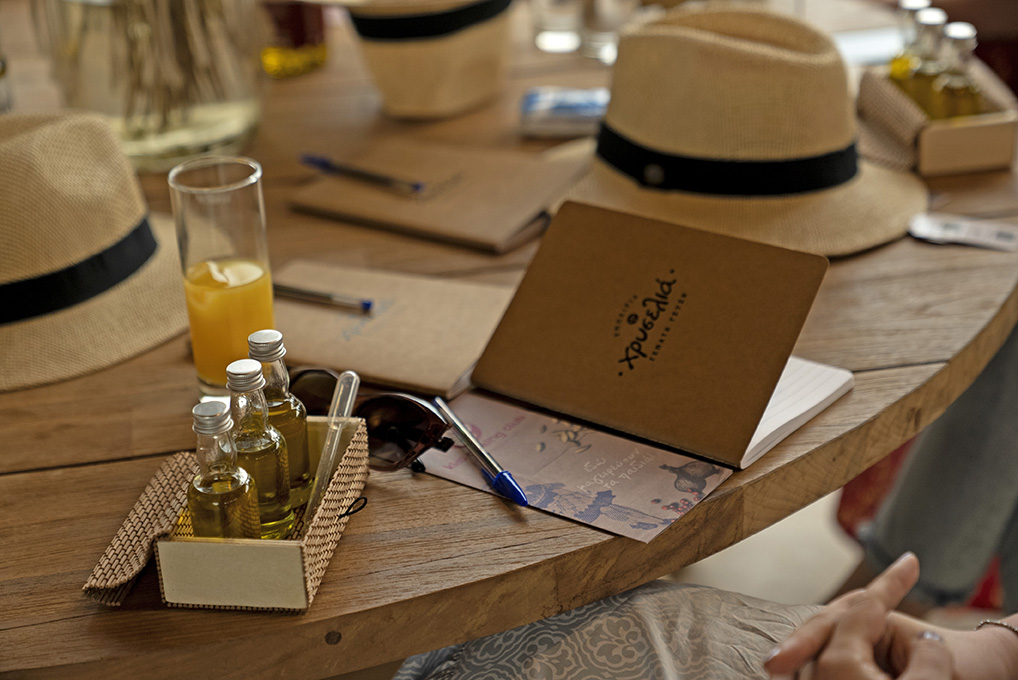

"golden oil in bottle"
[908,7,948,115]
[261,2,327,79]
[188,472,261,539]
[234,433,293,538]
[937,80,984,118]
[249,330,313,508]
[228,359,295,539]
[931,22,985,118]
[888,0,930,96]
[266,401,312,506]
[188,401,261,540]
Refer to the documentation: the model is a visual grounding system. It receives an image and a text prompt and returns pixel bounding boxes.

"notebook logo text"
[614,271,686,376]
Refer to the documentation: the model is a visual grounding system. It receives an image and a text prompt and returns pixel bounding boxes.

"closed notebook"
[472,201,849,469]
[289,139,590,253]
[273,260,514,397]
[289,139,591,253]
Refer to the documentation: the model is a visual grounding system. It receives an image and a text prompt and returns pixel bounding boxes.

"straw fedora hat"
[0,113,187,392]
[568,5,929,257]
[335,0,513,118]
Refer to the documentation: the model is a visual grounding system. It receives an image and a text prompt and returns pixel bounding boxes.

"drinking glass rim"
[168,156,263,194]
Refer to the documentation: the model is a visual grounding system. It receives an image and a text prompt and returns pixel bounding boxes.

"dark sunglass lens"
[290,370,339,415]
[355,395,442,471]
[369,441,411,469]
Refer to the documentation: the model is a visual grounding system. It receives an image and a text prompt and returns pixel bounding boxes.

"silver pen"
[273,283,373,314]
[432,397,528,507]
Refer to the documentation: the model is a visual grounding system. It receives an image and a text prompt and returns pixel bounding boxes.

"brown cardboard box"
[918,109,1018,176]
[858,62,1018,177]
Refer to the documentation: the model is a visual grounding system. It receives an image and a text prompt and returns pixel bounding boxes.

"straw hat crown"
[2,114,148,283]
[611,11,854,161]
[0,113,187,392]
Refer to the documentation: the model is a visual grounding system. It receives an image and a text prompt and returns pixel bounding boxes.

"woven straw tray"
[83,416,369,612]
[857,61,1018,176]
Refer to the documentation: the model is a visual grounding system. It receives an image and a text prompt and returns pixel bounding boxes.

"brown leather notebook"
[289,139,591,253]
[471,202,835,469]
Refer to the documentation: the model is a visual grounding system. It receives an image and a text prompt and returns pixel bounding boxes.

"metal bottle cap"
[248,329,286,363]
[898,0,930,11]
[226,358,267,392]
[944,21,977,42]
[915,7,947,27]
[192,401,233,435]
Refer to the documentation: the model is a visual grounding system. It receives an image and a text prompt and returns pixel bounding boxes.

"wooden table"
[4,1,1018,677]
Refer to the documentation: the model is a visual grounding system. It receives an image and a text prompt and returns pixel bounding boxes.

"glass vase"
[35,0,264,172]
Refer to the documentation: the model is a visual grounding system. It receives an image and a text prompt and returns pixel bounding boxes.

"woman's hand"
[763,551,952,679]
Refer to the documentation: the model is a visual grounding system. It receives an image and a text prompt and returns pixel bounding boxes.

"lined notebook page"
[743,357,854,467]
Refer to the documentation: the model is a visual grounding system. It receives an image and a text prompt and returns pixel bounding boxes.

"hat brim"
[568,156,928,257]
[0,213,189,392]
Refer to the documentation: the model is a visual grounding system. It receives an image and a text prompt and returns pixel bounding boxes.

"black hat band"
[0,216,158,325]
[349,0,512,41]
[597,122,859,197]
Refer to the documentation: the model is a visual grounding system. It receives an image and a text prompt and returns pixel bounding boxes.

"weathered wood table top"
[3,0,1018,677]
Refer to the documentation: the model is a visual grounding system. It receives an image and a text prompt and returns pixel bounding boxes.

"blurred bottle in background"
[884,0,1018,95]
[261,2,327,78]
[907,6,948,113]
[888,0,930,93]
[930,21,985,118]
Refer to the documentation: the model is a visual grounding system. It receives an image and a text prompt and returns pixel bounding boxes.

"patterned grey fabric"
[394,581,822,680]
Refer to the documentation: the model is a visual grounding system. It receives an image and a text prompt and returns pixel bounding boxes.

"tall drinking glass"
[580,0,639,64]
[531,0,584,53]
[169,157,275,398]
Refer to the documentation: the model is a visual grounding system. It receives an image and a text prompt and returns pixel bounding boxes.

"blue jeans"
[860,321,1018,613]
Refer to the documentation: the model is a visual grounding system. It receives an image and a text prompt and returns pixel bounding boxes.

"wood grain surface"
[3,0,1018,677]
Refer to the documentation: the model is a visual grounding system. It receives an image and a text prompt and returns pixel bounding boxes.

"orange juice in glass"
[184,258,275,388]
[169,157,275,398]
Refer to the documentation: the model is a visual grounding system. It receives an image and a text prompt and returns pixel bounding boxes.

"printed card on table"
[420,393,733,542]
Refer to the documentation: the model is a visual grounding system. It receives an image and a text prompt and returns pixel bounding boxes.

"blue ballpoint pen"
[432,397,529,507]
[299,153,427,197]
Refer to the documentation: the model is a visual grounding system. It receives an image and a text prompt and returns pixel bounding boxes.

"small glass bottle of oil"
[888,0,931,95]
[260,2,327,79]
[908,7,949,115]
[187,401,261,540]
[248,329,313,508]
[930,22,985,119]
[227,358,295,539]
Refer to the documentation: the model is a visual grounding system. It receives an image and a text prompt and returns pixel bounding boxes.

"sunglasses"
[289,367,454,472]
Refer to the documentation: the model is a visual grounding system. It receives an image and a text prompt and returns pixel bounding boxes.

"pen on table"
[432,396,529,507]
[299,153,427,197]
[273,283,373,314]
